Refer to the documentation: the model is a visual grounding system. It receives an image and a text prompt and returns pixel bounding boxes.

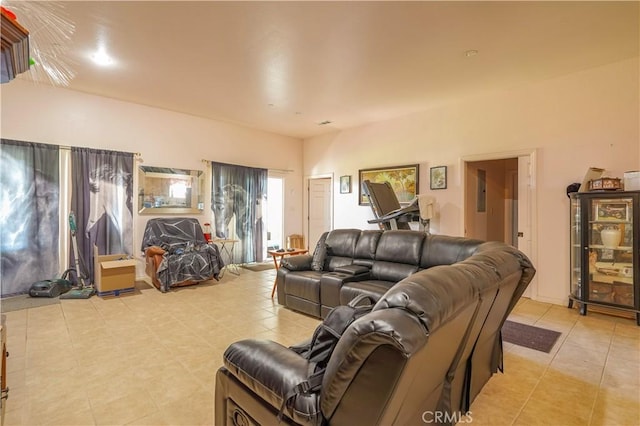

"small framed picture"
[430,166,447,190]
[340,175,351,194]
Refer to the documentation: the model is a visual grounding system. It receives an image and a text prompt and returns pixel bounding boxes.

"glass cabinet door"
[570,196,582,300]
[587,197,634,307]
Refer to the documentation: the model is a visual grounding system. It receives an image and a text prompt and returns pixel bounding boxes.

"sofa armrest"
[320,271,371,312]
[144,246,165,288]
[223,339,321,423]
[280,254,313,271]
[145,245,166,257]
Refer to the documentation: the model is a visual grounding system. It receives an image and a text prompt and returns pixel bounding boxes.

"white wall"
[303,58,640,305]
[2,58,638,302]
[1,80,304,277]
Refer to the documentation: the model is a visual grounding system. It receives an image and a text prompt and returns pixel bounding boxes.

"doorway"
[267,176,284,254]
[307,177,333,251]
[462,150,537,298]
[464,158,518,244]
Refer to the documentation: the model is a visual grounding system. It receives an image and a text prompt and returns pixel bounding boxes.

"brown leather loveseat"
[215,230,535,425]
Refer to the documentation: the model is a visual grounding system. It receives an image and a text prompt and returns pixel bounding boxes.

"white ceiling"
[11,1,640,139]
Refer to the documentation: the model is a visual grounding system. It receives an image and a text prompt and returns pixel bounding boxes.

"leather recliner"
[215,237,535,425]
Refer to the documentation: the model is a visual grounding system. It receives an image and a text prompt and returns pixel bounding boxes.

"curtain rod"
[201,159,293,174]
[60,145,141,157]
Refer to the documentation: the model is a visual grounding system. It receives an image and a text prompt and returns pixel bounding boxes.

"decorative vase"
[600,226,621,248]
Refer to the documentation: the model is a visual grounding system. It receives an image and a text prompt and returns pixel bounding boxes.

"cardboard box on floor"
[93,245,137,295]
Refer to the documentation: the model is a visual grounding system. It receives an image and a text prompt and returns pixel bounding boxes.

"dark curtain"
[211,161,267,263]
[71,148,133,281]
[0,140,59,296]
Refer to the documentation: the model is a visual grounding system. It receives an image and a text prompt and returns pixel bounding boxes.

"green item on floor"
[59,287,96,299]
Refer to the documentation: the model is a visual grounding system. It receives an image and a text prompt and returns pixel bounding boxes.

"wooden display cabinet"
[568,191,640,325]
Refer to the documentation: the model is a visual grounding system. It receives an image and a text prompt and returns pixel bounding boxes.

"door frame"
[304,173,334,250]
[460,148,538,300]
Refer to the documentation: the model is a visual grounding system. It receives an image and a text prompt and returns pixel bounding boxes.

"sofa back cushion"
[353,230,383,267]
[370,230,424,281]
[325,229,362,270]
[419,234,483,269]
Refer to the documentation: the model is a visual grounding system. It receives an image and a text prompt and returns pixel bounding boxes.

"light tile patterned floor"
[2,268,639,425]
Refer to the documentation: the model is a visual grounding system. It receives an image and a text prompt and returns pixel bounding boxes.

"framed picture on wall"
[358,164,419,205]
[340,175,351,194]
[430,166,447,190]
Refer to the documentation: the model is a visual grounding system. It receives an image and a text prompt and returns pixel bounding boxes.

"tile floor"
[2,267,639,425]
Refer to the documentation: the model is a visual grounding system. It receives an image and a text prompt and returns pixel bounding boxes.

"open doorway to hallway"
[462,151,538,299]
[464,158,518,245]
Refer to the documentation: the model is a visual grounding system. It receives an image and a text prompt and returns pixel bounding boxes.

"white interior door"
[308,177,332,251]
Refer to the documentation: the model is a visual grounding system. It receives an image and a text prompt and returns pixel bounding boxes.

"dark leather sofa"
[276,229,484,318]
[215,229,535,425]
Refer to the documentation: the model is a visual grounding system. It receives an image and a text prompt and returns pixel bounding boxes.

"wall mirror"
[138,166,206,215]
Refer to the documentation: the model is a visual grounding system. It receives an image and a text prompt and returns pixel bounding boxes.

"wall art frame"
[358,164,419,205]
[340,175,351,194]
[430,166,447,190]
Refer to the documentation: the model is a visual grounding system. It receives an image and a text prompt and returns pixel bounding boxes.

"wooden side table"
[268,248,309,298]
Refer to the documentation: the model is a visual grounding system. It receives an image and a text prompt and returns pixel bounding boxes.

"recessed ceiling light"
[465,49,479,57]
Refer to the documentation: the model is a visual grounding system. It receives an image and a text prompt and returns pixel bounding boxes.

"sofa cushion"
[371,261,420,283]
[353,230,383,266]
[374,230,425,264]
[325,229,362,258]
[367,230,423,282]
[419,234,483,269]
[340,280,395,305]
